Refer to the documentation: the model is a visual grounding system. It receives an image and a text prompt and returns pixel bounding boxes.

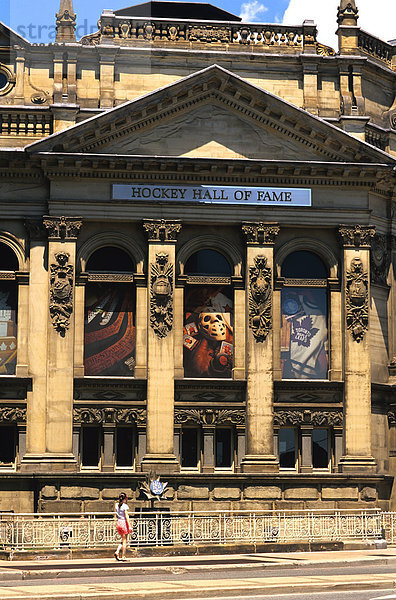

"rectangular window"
[0,426,16,465]
[116,427,134,468]
[81,426,100,467]
[279,428,296,469]
[0,281,17,375]
[84,283,136,376]
[281,287,328,380]
[181,428,199,468]
[183,285,233,379]
[312,428,329,469]
[215,428,232,468]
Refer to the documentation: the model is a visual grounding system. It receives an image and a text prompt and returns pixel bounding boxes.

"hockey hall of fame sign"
[113,184,312,206]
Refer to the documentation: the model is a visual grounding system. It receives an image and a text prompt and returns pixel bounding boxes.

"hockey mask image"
[199,308,227,341]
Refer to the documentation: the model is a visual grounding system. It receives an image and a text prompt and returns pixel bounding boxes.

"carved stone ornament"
[248,255,272,343]
[175,408,245,426]
[0,407,26,422]
[43,216,82,240]
[274,409,343,427]
[150,252,173,338]
[346,257,369,342]
[73,407,146,425]
[143,219,182,242]
[371,233,390,286]
[388,409,396,425]
[338,225,375,248]
[242,222,280,245]
[49,252,74,335]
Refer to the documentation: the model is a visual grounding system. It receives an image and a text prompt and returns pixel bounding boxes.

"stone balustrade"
[358,30,395,69]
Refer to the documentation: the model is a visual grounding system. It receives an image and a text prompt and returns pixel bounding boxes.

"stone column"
[301,57,319,115]
[236,426,245,471]
[15,271,29,377]
[233,277,246,380]
[102,425,115,472]
[202,427,215,473]
[141,220,181,473]
[98,48,118,108]
[338,225,377,473]
[241,222,280,473]
[329,277,343,381]
[43,216,82,469]
[22,221,49,468]
[14,48,25,104]
[300,427,313,473]
[134,274,148,378]
[73,273,86,377]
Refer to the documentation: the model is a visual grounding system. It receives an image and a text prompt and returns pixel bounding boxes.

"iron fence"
[0,509,392,551]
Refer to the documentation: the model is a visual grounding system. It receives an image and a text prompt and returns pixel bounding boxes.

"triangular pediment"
[26,65,395,165]
[0,22,30,47]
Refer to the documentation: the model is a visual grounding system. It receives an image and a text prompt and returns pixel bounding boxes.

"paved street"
[0,549,395,598]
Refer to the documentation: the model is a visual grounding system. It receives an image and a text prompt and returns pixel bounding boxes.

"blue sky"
[0,1,394,46]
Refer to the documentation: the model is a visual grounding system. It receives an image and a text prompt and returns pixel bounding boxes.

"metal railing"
[0,509,391,551]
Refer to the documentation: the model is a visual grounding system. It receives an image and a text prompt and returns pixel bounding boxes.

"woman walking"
[114,492,130,561]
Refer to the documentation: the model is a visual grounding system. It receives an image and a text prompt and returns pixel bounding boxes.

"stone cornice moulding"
[25,65,396,165]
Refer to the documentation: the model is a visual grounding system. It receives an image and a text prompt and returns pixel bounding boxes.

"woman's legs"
[121,533,128,558]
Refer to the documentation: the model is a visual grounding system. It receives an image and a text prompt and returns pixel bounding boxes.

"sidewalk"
[0,549,395,599]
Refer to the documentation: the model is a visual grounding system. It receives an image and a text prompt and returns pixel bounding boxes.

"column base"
[241,454,279,473]
[338,455,377,473]
[140,453,180,474]
[21,453,78,473]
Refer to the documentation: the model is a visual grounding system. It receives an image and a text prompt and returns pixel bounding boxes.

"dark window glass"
[0,426,15,464]
[86,247,135,273]
[81,427,100,467]
[281,251,328,279]
[279,428,295,468]
[181,428,198,468]
[215,428,232,467]
[0,243,18,271]
[185,250,231,276]
[0,73,8,91]
[116,427,134,467]
[312,429,329,469]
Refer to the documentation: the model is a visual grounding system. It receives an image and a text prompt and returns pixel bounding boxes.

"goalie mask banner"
[184,286,233,378]
[84,283,135,376]
[281,287,328,380]
[0,282,17,375]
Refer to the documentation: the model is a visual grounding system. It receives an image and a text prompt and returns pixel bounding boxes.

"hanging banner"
[113,184,311,206]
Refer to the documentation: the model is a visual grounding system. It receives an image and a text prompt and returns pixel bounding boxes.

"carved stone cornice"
[24,219,47,242]
[43,216,82,241]
[274,409,343,427]
[73,407,146,425]
[242,222,280,246]
[175,408,245,426]
[248,255,272,343]
[338,225,375,248]
[143,219,182,243]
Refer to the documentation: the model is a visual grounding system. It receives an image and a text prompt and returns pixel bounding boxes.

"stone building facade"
[0,0,395,513]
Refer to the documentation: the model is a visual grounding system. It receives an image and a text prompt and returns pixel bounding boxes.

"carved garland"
[49,252,74,335]
[150,252,173,338]
[73,407,146,425]
[248,255,272,342]
[0,407,26,422]
[345,257,369,342]
[175,408,245,426]
[274,410,343,427]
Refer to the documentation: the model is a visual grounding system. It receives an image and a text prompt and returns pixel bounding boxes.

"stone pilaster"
[21,220,49,469]
[338,224,377,473]
[141,219,182,473]
[39,217,81,470]
[241,222,280,473]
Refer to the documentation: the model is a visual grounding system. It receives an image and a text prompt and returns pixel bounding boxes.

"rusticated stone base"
[0,472,391,513]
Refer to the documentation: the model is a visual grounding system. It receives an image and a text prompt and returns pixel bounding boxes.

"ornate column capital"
[338,225,375,248]
[242,222,280,246]
[143,219,182,243]
[43,216,82,241]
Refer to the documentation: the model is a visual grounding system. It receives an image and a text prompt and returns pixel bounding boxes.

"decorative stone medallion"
[150,252,173,338]
[248,255,272,342]
[346,257,369,342]
[49,252,74,335]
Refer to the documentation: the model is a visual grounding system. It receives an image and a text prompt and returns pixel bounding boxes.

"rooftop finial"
[55,0,76,43]
[337,0,359,26]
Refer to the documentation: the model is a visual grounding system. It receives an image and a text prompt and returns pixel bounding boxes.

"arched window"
[0,242,18,375]
[183,250,233,379]
[280,250,329,380]
[84,247,136,376]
